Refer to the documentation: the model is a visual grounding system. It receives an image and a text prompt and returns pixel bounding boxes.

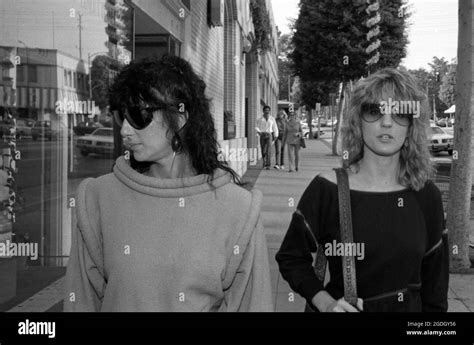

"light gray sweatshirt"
[64,156,273,312]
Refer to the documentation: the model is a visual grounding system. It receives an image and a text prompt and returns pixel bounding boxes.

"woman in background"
[274,110,287,170]
[284,112,303,172]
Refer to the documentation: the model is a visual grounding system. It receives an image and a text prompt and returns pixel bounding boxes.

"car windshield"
[92,129,113,137]
[431,127,444,135]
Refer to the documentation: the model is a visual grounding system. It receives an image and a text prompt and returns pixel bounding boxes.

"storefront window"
[0,0,133,310]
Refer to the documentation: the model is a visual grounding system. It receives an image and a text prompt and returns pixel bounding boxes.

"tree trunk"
[332,82,346,155]
[307,106,313,138]
[446,0,473,272]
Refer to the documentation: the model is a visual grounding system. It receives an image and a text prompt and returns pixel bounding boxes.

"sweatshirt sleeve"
[420,182,449,312]
[223,218,273,311]
[221,189,273,312]
[64,178,106,312]
[276,177,326,307]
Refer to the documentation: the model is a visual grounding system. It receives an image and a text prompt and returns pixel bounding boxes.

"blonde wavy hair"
[341,68,434,191]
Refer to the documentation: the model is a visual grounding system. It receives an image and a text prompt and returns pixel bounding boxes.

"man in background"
[256,105,279,170]
[274,110,287,170]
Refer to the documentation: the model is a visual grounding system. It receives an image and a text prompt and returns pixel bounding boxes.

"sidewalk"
[257,138,474,312]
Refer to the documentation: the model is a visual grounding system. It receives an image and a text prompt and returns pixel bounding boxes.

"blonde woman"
[276,68,448,312]
[283,112,303,172]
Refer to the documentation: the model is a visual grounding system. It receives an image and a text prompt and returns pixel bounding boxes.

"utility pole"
[52,11,56,49]
[18,41,29,118]
[288,75,291,102]
[433,94,437,122]
[78,13,83,60]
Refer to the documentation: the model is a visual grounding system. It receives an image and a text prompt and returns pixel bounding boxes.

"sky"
[270,0,458,70]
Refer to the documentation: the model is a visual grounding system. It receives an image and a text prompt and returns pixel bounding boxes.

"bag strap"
[334,167,358,306]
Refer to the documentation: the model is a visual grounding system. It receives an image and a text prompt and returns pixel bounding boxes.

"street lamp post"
[18,41,29,117]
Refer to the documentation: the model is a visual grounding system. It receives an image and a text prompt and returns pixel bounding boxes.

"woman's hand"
[325,297,364,312]
[312,290,363,312]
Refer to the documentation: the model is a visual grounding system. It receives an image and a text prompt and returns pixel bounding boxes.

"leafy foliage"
[409,56,452,117]
[250,0,272,53]
[291,0,410,107]
[91,55,119,109]
[439,63,456,108]
[278,33,293,101]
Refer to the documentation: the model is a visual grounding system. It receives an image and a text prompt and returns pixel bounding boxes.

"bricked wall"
[185,0,251,176]
[188,0,225,142]
[246,56,261,159]
[182,0,280,175]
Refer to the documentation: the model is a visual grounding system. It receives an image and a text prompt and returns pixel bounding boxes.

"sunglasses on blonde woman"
[361,103,413,127]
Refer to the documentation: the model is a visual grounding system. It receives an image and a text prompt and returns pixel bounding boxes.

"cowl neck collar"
[113,156,232,197]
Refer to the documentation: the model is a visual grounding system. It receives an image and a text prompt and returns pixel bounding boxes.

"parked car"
[16,119,36,138]
[443,127,454,137]
[76,128,114,156]
[429,125,453,155]
[32,120,71,140]
[73,121,110,136]
[32,120,56,140]
[301,123,324,138]
[326,119,338,128]
[312,117,327,127]
[436,118,454,128]
[0,118,35,139]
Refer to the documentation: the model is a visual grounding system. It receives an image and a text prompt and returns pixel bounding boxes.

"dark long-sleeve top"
[276,174,449,312]
[276,118,286,139]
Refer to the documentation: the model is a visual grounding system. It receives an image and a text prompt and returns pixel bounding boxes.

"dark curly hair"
[109,55,244,186]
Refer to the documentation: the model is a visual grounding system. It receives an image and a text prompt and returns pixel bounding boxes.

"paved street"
[12,137,114,256]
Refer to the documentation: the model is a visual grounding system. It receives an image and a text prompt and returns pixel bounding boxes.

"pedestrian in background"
[276,68,448,312]
[283,112,302,172]
[64,55,273,312]
[274,110,287,170]
[256,105,279,170]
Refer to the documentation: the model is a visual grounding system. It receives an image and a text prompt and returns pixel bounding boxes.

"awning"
[444,105,455,114]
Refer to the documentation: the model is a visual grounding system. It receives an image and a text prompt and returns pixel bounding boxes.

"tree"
[409,67,430,91]
[376,0,410,69]
[91,55,119,110]
[408,57,454,119]
[291,0,367,150]
[439,62,456,107]
[445,0,472,272]
[250,0,272,53]
[278,33,293,101]
[291,0,410,153]
[290,76,302,106]
[427,56,450,117]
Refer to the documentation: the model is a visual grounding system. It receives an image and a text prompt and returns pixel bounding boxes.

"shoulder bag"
[305,167,358,311]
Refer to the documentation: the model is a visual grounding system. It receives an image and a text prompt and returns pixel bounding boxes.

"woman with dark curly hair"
[276,68,449,312]
[64,55,273,312]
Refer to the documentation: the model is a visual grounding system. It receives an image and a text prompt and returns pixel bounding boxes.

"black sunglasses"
[361,103,413,127]
[114,106,161,130]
